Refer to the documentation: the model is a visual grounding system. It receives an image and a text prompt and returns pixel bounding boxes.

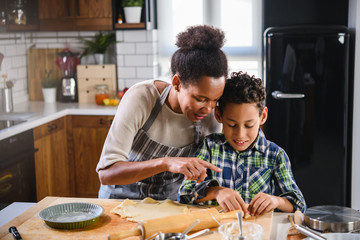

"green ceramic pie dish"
[39,202,104,230]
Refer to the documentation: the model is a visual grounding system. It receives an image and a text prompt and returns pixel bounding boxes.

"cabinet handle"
[48,123,58,132]
[99,118,106,125]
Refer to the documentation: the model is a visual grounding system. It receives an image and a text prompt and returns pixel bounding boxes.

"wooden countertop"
[0,197,281,240]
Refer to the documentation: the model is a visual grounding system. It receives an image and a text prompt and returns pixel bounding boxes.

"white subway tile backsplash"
[47,43,67,49]
[57,31,79,37]
[116,43,136,54]
[125,55,147,66]
[136,67,154,79]
[117,67,136,78]
[116,31,124,42]
[15,45,26,55]
[32,43,48,48]
[35,32,57,38]
[79,31,97,37]
[5,45,17,56]
[17,67,27,79]
[35,37,58,43]
[12,56,25,68]
[125,79,145,87]
[117,79,126,89]
[123,30,147,42]
[136,43,154,54]
[146,29,158,42]
[116,55,124,66]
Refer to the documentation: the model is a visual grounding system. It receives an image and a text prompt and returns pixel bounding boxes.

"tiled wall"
[116,30,161,90]
[0,30,159,105]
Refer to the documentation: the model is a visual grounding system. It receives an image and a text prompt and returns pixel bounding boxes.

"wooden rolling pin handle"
[294,210,303,225]
[108,227,141,240]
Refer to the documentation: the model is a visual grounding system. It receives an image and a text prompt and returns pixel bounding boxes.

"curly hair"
[218,71,266,115]
[170,25,228,85]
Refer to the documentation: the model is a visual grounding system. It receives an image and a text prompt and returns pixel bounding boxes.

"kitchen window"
[157,0,263,78]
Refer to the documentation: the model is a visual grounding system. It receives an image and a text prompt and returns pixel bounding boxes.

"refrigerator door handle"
[272,91,305,99]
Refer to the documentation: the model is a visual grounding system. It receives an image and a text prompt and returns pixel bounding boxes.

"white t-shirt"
[96,80,221,171]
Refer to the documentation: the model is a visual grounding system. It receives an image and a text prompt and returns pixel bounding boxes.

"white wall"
[349,0,360,210]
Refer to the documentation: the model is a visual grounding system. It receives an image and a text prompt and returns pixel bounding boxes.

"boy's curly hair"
[218,71,266,115]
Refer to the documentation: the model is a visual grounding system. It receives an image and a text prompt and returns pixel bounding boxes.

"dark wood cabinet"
[38,0,113,31]
[33,117,73,201]
[71,115,114,198]
[33,115,114,199]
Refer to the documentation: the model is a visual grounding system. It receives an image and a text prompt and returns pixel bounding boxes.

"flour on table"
[111,198,190,222]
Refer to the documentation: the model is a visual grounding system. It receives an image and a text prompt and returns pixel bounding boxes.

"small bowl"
[39,202,104,230]
[218,221,263,240]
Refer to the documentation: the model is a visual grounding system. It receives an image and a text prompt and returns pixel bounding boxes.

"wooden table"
[0,197,279,240]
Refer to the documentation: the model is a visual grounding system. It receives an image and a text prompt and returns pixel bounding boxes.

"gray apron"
[99,84,202,200]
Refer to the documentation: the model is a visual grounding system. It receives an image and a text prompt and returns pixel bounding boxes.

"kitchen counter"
[0,101,118,141]
[0,197,293,240]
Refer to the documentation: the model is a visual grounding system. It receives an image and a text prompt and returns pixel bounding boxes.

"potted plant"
[41,70,57,103]
[79,32,116,64]
[122,0,143,23]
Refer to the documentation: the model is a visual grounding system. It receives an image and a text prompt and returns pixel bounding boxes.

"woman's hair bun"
[176,25,225,50]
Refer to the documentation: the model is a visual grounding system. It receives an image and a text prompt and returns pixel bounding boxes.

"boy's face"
[215,103,268,152]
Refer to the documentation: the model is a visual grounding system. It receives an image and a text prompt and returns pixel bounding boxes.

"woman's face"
[175,75,226,122]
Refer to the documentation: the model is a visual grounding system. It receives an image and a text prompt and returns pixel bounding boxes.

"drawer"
[77,64,116,78]
[33,118,65,140]
[72,115,114,128]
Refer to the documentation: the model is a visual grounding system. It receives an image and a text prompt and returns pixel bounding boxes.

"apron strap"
[142,84,172,132]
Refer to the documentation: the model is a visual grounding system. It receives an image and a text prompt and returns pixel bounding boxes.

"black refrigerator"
[263,25,351,208]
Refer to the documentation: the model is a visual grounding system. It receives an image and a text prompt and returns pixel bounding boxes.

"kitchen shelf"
[6,24,38,31]
[114,22,145,29]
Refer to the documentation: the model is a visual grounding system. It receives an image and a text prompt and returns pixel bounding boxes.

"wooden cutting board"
[0,197,273,240]
[27,48,63,101]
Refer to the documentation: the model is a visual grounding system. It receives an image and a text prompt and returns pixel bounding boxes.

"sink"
[0,112,36,121]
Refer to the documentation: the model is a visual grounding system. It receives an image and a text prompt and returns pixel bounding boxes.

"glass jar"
[8,0,26,25]
[94,84,109,105]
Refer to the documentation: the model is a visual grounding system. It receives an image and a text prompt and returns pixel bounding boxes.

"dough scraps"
[111,198,190,222]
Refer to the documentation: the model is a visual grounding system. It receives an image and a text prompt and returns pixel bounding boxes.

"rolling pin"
[108,207,241,240]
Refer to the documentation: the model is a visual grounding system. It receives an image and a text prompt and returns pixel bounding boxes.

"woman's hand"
[163,157,221,183]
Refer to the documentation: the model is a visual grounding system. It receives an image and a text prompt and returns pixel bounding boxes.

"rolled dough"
[111,198,190,222]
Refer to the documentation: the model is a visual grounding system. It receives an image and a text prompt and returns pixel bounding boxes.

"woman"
[97,25,228,200]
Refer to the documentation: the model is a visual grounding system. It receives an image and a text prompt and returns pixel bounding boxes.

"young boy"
[178,71,306,216]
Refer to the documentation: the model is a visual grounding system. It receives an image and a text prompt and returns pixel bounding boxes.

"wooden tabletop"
[0,197,278,240]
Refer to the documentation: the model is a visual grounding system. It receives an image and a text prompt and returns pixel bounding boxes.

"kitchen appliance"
[0,130,37,210]
[263,25,351,207]
[304,205,360,233]
[56,48,79,102]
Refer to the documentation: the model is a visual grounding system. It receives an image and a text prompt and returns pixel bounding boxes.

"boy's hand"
[212,187,249,215]
[248,192,279,216]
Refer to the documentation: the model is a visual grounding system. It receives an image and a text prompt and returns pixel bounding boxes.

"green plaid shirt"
[178,129,307,212]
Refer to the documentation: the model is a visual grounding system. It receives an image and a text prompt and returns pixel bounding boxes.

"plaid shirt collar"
[215,129,267,155]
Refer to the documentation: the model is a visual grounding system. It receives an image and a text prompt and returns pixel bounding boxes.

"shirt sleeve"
[178,138,219,204]
[274,150,307,212]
